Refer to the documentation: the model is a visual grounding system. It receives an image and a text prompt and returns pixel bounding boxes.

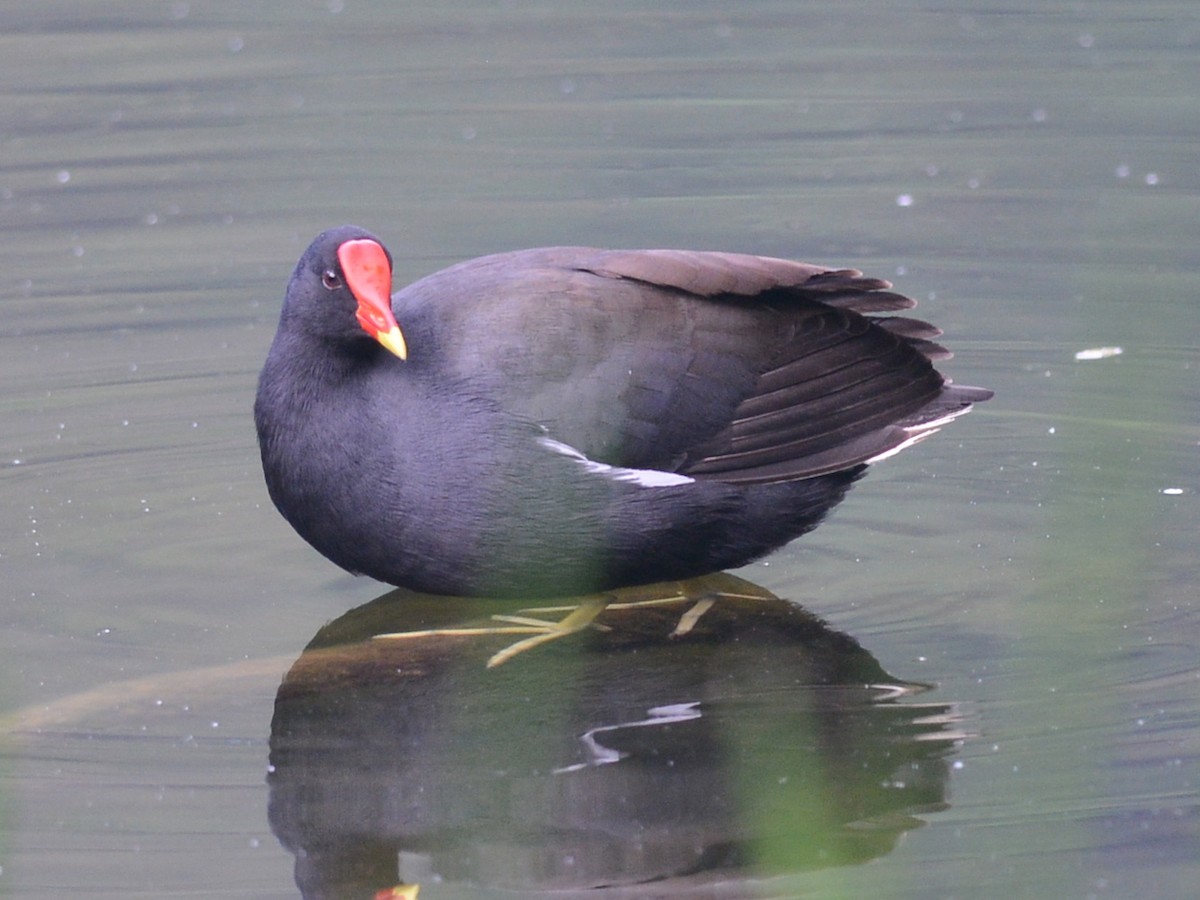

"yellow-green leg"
[372,576,765,667]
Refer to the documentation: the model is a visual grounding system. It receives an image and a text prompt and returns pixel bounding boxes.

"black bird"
[256,226,990,659]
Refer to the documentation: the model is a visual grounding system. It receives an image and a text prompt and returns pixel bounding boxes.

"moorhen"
[256,226,990,658]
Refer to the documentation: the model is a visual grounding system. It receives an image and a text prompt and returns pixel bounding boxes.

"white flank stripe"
[539,437,694,487]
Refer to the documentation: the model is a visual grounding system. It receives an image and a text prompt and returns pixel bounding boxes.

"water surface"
[2,2,1196,897]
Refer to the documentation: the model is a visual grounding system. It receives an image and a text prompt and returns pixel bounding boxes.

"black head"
[279,226,405,358]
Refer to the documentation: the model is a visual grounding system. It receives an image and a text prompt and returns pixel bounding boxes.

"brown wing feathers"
[580,248,834,298]
[578,249,985,486]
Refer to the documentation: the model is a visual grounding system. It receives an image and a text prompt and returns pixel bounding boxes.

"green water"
[2,1,1196,897]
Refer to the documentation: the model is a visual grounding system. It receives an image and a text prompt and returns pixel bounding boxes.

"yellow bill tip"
[376,324,408,360]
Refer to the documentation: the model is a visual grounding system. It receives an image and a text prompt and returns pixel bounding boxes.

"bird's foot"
[604,578,766,637]
[484,594,612,667]
[372,575,769,667]
[372,594,613,668]
[493,578,760,647]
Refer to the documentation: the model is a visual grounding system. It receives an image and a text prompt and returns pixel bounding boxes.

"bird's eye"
[321,269,342,290]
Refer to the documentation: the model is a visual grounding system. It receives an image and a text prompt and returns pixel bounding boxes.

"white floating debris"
[1074,346,1123,361]
[1160,488,1184,496]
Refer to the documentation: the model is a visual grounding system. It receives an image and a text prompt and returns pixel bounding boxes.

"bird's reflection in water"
[268,574,963,899]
